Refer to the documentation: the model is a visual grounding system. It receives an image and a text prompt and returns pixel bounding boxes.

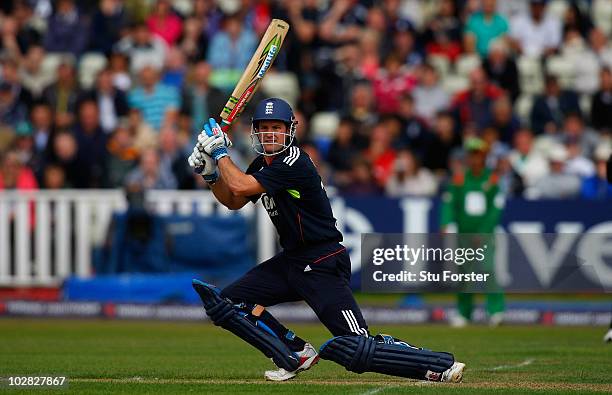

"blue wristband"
[211,147,228,162]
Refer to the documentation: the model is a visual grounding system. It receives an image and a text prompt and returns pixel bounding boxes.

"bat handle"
[220,120,231,133]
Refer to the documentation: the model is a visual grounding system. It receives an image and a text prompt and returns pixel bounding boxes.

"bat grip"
[220,120,231,133]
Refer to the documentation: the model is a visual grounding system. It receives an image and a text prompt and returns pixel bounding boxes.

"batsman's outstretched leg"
[192,279,300,371]
[319,333,465,382]
[192,279,319,380]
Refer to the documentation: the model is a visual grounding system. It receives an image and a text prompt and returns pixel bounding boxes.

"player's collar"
[262,146,296,165]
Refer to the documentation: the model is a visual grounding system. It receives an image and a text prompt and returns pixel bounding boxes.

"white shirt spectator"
[113,72,132,91]
[508,149,549,187]
[527,172,581,199]
[510,13,561,57]
[595,46,612,69]
[413,85,449,125]
[565,142,596,177]
[589,28,612,68]
[565,154,595,177]
[563,36,600,95]
[115,35,167,74]
[571,50,600,95]
[525,144,580,199]
[385,168,438,197]
[99,94,118,134]
[498,0,530,20]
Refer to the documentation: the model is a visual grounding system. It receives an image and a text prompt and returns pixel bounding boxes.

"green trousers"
[456,234,505,319]
[457,292,505,319]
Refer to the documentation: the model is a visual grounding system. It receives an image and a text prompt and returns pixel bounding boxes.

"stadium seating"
[517,56,544,95]
[593,0,612,35]
[310,112,340,139]
[455,54,481,77]
[261,71,300,109]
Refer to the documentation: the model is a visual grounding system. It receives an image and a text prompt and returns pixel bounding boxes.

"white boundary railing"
[0,190,275,287]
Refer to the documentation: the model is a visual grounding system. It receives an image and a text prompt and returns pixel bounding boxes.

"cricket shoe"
[264,343,319,381]
[440,361,466,383]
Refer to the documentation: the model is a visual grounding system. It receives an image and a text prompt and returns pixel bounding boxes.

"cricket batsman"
[187,98,465,382]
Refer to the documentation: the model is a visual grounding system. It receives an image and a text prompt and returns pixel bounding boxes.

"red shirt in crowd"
[372,69,417,114]
[147,13,183,45]
[0,167,38,190]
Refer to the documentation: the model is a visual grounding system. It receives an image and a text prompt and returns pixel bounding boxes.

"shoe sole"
[265,372,297,382]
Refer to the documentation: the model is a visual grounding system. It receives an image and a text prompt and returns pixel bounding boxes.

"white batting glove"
[196,118,233,162]
[188,146,218,184]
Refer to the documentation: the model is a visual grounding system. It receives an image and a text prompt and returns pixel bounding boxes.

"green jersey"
[440,168,504,233]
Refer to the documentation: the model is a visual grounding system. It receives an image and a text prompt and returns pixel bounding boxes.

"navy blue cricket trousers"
[221,242,369,337]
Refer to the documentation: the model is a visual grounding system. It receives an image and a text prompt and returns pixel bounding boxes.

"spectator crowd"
[0,0,611,200]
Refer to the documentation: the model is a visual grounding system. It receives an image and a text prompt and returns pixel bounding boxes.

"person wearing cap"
[526,143,581,199]
[11,120,45,181]
[440,136,505,327]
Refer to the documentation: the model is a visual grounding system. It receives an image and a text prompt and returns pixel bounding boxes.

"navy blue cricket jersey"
[246,146,342,251]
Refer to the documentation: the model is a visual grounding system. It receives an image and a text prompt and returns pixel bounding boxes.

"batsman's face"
[257,120,287,154]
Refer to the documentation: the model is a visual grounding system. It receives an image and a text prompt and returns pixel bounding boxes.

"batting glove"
[197,118,233,162]
[188,146,218,184]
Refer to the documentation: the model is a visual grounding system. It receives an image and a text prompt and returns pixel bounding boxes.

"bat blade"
[219,19,290,131]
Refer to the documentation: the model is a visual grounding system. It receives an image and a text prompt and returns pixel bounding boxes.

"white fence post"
[15,198,30,284]
[35,197,51,283]
[54,196,71,279]
[75,198,91,277]
[0,197,10,283]
[0,189,270,286]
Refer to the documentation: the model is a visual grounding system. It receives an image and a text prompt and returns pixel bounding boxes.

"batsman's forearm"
[210,176,247,210]
[217,157,251,195]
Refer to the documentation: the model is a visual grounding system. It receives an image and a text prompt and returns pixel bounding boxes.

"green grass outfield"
[1,319,610,394]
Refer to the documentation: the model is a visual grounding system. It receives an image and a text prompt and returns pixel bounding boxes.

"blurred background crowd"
[0,0,611,200]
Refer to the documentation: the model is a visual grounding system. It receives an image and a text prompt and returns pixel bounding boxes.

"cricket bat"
[219,19,290,132]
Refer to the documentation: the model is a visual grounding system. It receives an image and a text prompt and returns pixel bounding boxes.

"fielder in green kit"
[440,137,505,327]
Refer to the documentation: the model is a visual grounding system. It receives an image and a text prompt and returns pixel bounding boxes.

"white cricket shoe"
[264,343,320,381]
[604,328,612,343]
[441,361,466,383]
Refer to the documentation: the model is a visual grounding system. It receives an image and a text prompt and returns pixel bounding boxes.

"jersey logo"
[282,146,300,166]
[262,194,278,217]
[286,189,300,199]
[303,265,312,272]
